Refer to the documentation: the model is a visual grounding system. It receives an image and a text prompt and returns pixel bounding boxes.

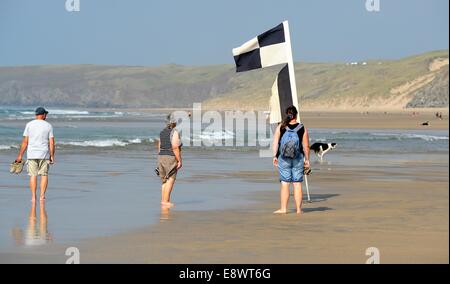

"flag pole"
[284,21,310,202]
[305,170,311,203]
[282,20,300,121]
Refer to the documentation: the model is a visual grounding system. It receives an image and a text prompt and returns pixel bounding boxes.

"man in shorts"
[16,107,55,203]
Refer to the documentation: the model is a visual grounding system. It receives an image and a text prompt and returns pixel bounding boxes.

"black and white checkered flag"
[232,23,288,72]
[232,21,299,123]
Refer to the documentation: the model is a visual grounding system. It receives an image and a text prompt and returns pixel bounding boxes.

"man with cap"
[16,107,55,203]
[157,114,182,208]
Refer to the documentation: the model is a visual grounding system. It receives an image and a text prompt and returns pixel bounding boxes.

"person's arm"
[48,125,55,164]
[302,128,310,168]
[16,136,28,163]
[171,130,182,169]
[272,125,281,167]
[49,137,55,164]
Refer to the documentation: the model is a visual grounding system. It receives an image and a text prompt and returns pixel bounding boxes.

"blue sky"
[0,0,448,66]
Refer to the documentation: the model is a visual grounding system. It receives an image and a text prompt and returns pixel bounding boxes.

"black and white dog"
[310,143,337,162]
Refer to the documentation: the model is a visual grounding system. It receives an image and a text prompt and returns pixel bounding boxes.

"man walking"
[16,107,55,202]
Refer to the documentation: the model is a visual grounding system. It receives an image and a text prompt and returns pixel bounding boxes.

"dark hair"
[281,106,298,128]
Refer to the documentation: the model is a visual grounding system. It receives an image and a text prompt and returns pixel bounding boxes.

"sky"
[0,0,448,66]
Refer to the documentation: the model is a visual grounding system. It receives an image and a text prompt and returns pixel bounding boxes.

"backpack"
[280,124,303,159]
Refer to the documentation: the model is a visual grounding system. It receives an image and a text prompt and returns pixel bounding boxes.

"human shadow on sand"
[302,207,333,213]
[302,193,340,203]
[299,193,339,213]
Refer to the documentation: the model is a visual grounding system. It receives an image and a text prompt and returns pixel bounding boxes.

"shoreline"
[87,108,450,130]
[1,107,448,131]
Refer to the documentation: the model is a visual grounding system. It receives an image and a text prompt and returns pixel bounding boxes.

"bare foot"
[161,202,175,208]
[31,198,36,203]
[273,209,287,214]
[40,196,46,201]
[296,209,304,215]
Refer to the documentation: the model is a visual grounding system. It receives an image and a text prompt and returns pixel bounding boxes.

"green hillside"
[0,50,448,110]
[205,50,449,109]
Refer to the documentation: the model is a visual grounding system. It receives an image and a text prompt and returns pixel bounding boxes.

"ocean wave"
[12,109,128,120]
[197,130,235,141]
[64,114,124,119]
[371,133,449,142]
[313,130,449,142]
[60,139,127,147]
[128,138,143,144]
[1,109,170,121]
[21,109,90,115]
[0,138,154,149]
[59,138,149,148]
[0,145,17,150]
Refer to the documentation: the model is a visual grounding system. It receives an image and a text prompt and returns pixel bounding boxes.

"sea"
[0,106,448,154]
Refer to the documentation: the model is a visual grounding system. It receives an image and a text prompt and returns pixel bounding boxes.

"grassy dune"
[204,50,449,110]
[0,50,448,110]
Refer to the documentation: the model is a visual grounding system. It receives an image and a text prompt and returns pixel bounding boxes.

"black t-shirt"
[277,123,305,157]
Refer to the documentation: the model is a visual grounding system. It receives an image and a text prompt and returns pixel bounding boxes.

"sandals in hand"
[10,160,24,174]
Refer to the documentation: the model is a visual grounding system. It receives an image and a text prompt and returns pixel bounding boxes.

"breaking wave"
[58,138,152,148]
[370,133,449,142]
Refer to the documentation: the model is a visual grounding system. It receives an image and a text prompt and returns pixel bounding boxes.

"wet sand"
[3,152,448,264]
[0,109,448,264]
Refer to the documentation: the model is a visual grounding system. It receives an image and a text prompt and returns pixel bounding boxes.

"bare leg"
[274,182,290,214]
[29,176,37,202]
[39,176,48,201]
[293,182,303,214]
[160,183,166,203]
[161,176,176,207]
[160,182,174,208]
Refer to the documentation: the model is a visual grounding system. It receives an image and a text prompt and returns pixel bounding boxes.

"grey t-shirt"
[23,119,54,160]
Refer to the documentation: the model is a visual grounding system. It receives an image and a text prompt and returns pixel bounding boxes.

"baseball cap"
[35,107,49,115]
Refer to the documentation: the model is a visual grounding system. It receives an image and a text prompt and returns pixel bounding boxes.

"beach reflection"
[160,206,171,221]
[11,201,52,247]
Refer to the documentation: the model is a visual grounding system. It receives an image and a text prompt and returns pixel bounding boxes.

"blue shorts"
[278,154,304,183]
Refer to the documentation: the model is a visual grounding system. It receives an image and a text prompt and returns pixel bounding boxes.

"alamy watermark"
[65,247,80,264]
[365,0,381,12]
[170,103,275,158]
[65,1,379,13]
[365,247,381,264]
[66,0,80,12]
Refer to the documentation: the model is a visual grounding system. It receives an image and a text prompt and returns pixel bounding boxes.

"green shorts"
[27,159,50,177]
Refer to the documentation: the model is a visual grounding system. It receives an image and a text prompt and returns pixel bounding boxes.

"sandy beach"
[0,110,448,264]
[301,109,449,130]
[87,108,449,130]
